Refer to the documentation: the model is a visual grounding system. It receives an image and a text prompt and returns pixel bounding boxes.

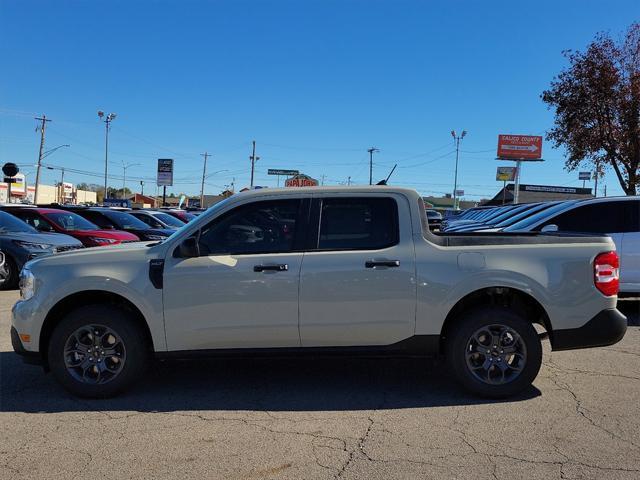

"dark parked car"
[2,207,140,247]
[129,210,187,230]
[0,210,83,289]
[426,209,443,230]
[58,207,174,241]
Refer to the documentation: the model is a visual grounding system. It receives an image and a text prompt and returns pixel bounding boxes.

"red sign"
[285,174,318,187]
[497,135,543,159]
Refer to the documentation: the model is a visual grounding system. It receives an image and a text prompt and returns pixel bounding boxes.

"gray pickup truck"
[11,187,627,398]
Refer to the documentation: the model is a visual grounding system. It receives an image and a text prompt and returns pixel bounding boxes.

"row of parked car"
[432,196,640,295]
[0,205,199,289]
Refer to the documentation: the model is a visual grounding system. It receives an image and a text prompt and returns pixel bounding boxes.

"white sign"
[157,159,173,186]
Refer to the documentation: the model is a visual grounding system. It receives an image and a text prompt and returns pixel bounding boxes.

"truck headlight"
[19,268,35,301]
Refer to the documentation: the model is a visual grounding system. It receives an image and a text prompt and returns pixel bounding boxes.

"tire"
[0,255,18,290]
[48,304,150,398]
[445,306,542,398]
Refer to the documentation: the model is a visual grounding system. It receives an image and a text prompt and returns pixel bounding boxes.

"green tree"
[542,22,640,195]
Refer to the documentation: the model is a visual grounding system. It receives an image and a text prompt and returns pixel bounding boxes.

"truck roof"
[235,186,421,197]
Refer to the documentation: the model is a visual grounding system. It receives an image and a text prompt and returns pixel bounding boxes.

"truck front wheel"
[446,306,542,398]
[48,304,149,398]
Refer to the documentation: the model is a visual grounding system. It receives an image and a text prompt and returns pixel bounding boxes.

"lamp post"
[98,111,116,202]
[451,130,467,210]
[35,144,69,203]
[201,169,228,207]
[45,165,67,203]
[121,161,141,199]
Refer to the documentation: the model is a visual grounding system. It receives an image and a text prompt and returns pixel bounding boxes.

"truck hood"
[25,240,158,269]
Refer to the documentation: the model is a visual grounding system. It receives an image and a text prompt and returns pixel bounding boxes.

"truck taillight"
[594,251,620,297]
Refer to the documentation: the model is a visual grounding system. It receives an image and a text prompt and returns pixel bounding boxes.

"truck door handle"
[365,260,400,268]
[254,264,289,272]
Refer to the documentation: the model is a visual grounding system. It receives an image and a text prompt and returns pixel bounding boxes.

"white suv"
[505,196,640,295]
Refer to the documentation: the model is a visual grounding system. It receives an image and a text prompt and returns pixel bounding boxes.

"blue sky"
[1,0,637,199]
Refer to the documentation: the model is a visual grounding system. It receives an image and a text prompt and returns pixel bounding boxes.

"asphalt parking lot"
[1,291,639,480]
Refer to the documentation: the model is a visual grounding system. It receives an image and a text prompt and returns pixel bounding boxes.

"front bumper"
[551,308,627,351]
[11,326,42,365]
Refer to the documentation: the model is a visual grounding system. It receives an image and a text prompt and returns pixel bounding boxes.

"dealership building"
[483,183,594,206]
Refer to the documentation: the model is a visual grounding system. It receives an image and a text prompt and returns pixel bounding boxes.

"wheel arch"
[40,290,154,370]
[439,286,552,352]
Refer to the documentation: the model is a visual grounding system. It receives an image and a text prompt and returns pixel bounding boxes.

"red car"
[2,207,140,247]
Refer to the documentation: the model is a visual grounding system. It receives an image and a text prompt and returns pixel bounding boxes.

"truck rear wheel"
[48,304,149,398]
[446,306,542,398]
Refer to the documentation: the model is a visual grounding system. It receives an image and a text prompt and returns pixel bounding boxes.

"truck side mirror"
[541,224,559,233]
[175,236,199,258]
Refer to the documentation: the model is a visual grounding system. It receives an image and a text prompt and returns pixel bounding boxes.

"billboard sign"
[496,166,517,182]
[285,174,318,187]
[268,169,299,176]
[157,158,173,186]
[497,135,543,160]
[454,189,464,197]
[579,172,591,181]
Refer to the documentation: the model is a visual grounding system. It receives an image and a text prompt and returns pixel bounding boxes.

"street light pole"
[98,111,116,202]
[451,130,467,210]
[121,161,141,199]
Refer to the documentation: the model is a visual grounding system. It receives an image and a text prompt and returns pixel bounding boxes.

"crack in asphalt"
[546,366,640,450]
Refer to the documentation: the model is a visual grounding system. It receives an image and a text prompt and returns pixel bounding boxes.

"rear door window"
[314,197,398,250]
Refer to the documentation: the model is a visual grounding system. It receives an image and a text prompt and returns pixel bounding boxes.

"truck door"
[163,199,307,351]
[299,195,416,347]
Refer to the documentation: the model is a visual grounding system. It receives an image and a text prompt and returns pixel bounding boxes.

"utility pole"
[200,151,210,207]
[450,130,467,210]
[321,174,326,186]
[367,147,379,185]
[140,181,145,196]
[249,141,259,188]
[347,176,351,186]
[98,111,117,202]
[34,115,51,204]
